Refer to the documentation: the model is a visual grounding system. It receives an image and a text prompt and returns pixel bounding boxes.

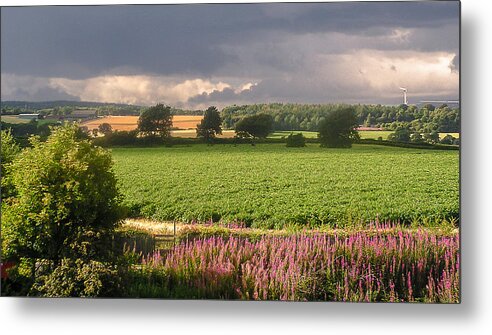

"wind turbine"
[399,87,408,105]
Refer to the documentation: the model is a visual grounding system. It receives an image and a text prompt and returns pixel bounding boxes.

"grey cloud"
[2,2,459,80]
[450,54,460,73]
[5,85,80,102]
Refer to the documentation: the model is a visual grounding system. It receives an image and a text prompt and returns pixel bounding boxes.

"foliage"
[31,258,121,297]
[138,104,173,138]
[318,107,359,148]
[410,131,424,143]
[235,113,273,139]
[0,129,21,199]
[357,139,458,150]
[423,131,440,144]
[196,106,222,143]
[1,129,20,170]
[111,143,459,228]
[1,120,55,141]
[1,124,123,264]
[137,228,459,302]
[93,130,138,146]
[221,103,459,133]
[387,127,411,143]
[285,133,306,147]
[98,122,113,135]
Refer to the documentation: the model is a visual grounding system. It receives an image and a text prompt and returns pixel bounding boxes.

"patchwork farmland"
[82,115,203,131]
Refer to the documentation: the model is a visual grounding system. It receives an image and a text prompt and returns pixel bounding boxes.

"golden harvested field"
[82,115,204,132]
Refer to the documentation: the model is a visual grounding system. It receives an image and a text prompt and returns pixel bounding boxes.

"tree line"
[221,103,460,133]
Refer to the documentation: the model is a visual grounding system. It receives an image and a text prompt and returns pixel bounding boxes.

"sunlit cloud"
[40,75,250,106]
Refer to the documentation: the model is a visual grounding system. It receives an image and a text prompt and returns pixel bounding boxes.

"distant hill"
[1,100,143,110]
[1,100,203,116]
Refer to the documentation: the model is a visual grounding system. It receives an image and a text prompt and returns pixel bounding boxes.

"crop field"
[82,115,204,131]
[111,143,459,228]
[1,115,32,124]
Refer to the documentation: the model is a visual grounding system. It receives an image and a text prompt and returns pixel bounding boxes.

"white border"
[1,1,491,334]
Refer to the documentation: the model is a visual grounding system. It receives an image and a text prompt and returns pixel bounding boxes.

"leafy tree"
[235,113,273,139]
[410,132,424,143]
[318,107,359,148]
[1,125,123,268]
[364,114,375,127]
[138,104,173,138]
[31,258,121,297]
[423,131,440,144]
[422,103,436,112]
[387,127,411,143]
[98,123,113,135]
[196,106,222,143]
[286,133,306,147]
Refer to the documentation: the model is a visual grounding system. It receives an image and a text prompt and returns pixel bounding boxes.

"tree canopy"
[318,107,359,148]
[235,113,273,139]
[138,104,173,138]
[387,127,411,143]
[221,103,460,133]
[98,122,113,135]
[196,106,222,142]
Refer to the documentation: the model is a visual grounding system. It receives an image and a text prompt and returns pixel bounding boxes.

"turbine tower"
[399,87,408,105]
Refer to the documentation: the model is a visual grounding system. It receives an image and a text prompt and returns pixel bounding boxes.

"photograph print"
[0,1,460,302]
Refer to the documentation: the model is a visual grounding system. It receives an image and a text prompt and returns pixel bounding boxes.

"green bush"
[387,127,411,143]
[286,133,306,147]
[1,124,123,265]
[0,129,20,199]
[31,258,122,297]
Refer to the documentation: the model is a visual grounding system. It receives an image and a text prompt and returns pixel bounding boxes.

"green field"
[111,143,459,228]
[1,115,32,124]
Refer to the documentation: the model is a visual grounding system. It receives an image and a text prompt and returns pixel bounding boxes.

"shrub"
[410,132,424,143]
[31,258,121,297]
[93,129,138,146]
[0,130,20,198]
[423,131,440,144]
[286,133,306,147]
[1,124,123,265]
[387,127,411,143]
[0,129,20,167]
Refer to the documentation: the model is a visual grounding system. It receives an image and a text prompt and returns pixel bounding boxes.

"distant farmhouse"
[65,109,97,122]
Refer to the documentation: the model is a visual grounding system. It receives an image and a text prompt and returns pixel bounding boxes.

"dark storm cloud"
[2,2,459,80]
[7,86,80,102]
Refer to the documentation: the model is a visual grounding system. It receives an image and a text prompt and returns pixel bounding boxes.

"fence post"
[173,220,176,248]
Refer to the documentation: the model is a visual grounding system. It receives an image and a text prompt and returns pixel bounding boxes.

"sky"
[1,1,460,108]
